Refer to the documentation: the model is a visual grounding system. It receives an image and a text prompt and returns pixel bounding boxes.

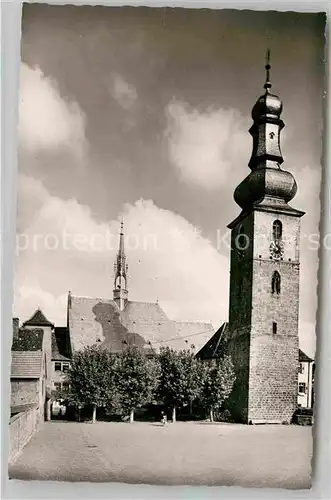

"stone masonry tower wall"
[226,52,304,424]
[226,215,254,423]
[248,211,300,423]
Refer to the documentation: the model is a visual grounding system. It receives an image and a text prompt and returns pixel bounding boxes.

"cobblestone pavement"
[9,421,312,488]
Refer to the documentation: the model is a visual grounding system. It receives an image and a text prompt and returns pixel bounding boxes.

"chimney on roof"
[13,318,19,339]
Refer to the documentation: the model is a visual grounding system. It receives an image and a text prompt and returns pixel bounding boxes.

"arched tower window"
[236,224,248,259]
[273,220,282,241]
[237,225,247,248]
[271,271,281,295]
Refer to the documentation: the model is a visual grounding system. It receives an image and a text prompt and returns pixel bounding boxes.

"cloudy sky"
[15,5,325,357]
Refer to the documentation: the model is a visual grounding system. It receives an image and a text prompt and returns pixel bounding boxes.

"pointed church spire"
[113,219,128,310]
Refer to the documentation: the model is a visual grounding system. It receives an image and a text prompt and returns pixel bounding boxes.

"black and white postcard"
[8,4,325,489]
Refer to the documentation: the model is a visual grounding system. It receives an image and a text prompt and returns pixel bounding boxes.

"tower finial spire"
[232,50,300,212]
[264,48,272,93]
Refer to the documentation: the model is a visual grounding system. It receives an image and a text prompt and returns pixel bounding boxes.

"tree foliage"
[115,346,161,422]
[63,343,235,424]
[67,345,117,422]
[200,355,236,421]
[157,347,203,421]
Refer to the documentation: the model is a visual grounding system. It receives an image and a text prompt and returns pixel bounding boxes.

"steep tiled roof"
[12,328,44,351]
[173,321,215,354]
[299,349,314,363]
[68,295,215,354]
[22,308,54,328]
[52,327,71,361]
[196,323,228,360]
[120,301,179,349]
[11,351,43,378]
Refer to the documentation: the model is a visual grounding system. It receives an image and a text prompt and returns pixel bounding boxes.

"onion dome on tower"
[233,50,299,213]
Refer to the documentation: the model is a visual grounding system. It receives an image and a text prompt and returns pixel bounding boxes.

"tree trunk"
[46,399,51,421]
[130,409,134,423]
[78,408,81,422]
[210,407,214,422]
[172,406,176,423]
[189,400,193,417]
[92,405,97,423]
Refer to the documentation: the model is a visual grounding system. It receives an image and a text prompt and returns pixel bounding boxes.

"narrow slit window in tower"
[271,271,281,295]
[272,322,277,334]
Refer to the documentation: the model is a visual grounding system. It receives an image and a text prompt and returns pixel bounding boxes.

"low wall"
[9,404,42,464]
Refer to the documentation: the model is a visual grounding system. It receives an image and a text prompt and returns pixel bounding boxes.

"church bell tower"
[113,220,128,311]
[226,52,304,424]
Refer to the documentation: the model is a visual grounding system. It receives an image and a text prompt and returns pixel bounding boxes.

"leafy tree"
[51,385,69,402]
[115,346,160,422]
[67,345,117,423]
[201,355,236,422]
[157,347,203,422]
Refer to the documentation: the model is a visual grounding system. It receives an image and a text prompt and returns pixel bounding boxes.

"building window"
[299,363,304,374]
[54,381,70,392]
[271,271,281,295]
[273,220,282,241]
[54,361,70,373]
[272,322,277,334]
[62,363,70,373]
[298,382,307,394]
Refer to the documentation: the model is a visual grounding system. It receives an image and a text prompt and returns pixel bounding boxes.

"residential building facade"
[298,349,314,409]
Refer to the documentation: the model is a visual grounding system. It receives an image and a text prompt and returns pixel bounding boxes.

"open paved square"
[9,421,312,488]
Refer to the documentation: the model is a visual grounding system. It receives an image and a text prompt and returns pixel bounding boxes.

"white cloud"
[13,285,67,327]
[14,176,229,328]
[109,73,137,110]
[121,199,229,325]
[18,63,87,158]
[165,100,250,189]
[16,174,49,232]
[298,321,316,359]
[292,164,321,340]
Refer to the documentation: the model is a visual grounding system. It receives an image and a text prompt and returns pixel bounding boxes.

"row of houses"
[10,310,71,420]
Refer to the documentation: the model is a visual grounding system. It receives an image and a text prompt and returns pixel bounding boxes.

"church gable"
[68,296,114,352]
[68,295,215,354]
[69,296,178,353]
